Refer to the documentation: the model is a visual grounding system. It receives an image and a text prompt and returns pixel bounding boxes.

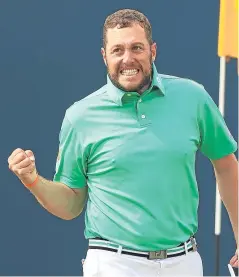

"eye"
[112,48,122,54]
[132,45,143,51]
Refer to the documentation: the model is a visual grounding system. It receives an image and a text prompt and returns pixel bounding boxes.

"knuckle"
[19,153,26,159]
[25,160,32,167]
[14,148,23,155]
[25,158,31,164]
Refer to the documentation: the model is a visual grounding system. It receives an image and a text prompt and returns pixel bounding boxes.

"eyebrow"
[111,42,145,49]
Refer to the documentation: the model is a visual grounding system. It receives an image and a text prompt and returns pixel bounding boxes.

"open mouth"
[120,69,139,76]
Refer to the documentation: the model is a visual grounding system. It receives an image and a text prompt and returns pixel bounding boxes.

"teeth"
[121,69,138,76]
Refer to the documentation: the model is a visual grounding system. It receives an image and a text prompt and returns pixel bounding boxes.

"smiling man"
[8,9,238,277]
[102,21,155,94]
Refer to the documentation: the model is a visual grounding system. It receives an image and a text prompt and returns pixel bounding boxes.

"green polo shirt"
[54,64,237,251]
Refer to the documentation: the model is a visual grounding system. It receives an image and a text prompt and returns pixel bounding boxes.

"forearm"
[26,176,84,220]
[215,163,238,245]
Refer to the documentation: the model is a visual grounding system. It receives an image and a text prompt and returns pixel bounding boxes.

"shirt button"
[141,114,146,119]
[127,93,131,96]
[139,99,142,102]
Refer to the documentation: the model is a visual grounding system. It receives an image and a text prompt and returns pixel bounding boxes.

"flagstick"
[215,56,226,276]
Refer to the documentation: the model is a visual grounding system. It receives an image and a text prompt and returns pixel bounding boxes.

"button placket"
[136,98,150,126]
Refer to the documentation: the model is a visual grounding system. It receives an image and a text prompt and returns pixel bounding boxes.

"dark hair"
[103,9,153,48]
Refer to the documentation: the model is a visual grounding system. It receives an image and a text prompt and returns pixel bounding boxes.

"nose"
[122,49,134,64]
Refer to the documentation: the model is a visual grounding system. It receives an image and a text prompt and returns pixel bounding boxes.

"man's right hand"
[8,148,87,220]
[8,148,38,186]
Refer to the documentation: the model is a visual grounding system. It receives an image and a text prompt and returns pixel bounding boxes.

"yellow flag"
[218,0,238,58]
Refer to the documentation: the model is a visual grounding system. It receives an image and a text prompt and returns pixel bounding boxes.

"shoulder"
[65,84,108,125]
[159,73,210,100]
[160,73,204,91]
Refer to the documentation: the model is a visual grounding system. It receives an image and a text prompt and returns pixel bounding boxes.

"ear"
[151,42,157,62]
[101,47,107,66]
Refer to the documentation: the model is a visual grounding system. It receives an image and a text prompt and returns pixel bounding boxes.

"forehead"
[105,23,148,47]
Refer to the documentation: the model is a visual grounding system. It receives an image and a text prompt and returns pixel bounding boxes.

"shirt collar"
[107,63,165,106]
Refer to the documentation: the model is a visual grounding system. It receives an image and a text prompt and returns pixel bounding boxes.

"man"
[8,9,238,277]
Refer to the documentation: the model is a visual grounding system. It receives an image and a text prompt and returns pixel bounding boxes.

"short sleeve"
[198,89,237,160]
[53,114,87,188]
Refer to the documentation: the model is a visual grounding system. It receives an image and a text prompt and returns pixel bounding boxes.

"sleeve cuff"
[53,175,87,189]
[207,142,238,160]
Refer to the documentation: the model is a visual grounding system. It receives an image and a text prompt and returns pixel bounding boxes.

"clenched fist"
[8,148,38,185]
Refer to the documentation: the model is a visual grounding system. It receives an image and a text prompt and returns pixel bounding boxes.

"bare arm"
[29,176,88,220]
[211,154,238,245]
[8,148,88,220]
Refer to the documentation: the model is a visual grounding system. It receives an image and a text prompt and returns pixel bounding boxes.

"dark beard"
[107,60,153,93]
[108,70,152,93]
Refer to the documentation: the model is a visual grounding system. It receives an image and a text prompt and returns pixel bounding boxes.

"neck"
[137,77,152,94]
[137,82,151,94]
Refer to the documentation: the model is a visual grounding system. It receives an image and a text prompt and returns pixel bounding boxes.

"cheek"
[142,59,152,73]
[107,59,120,74]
